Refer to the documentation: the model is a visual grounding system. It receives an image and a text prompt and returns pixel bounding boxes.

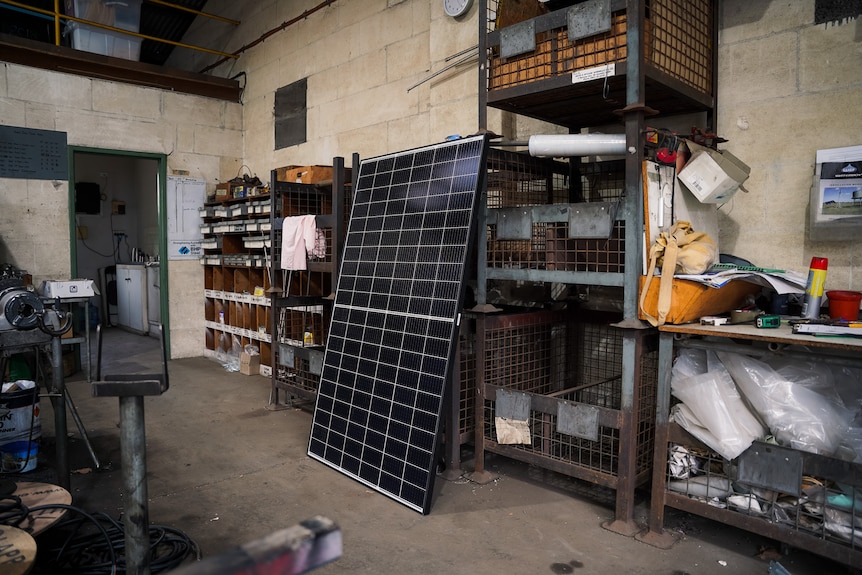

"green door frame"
[67,146,170,357]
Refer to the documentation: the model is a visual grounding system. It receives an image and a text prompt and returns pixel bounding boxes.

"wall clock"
[443,0,473,18]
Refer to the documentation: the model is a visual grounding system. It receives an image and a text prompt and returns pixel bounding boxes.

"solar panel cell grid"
[308,135,487,513]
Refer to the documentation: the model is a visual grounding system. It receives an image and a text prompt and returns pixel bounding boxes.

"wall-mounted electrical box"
[112,200,126,215]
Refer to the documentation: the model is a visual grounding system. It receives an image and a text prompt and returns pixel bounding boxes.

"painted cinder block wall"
[0,64,244,358]
[169,0,530,175]
[714,1,862,290]
[177,0,862,288]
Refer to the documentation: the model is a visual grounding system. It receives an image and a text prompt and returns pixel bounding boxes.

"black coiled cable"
[0,502,201,574]
[0,494,28,527]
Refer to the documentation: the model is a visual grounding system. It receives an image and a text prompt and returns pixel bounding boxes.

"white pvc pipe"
[528,134,627,157]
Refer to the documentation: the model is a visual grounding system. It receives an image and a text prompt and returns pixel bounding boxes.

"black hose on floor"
[0,502,201,575]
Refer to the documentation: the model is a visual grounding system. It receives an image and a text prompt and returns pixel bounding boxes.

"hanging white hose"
[528,134,627,157]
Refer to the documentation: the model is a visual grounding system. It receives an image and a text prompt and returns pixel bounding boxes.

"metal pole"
[50,335,69,491]
[120,395,151,575]
[65,388,101,470]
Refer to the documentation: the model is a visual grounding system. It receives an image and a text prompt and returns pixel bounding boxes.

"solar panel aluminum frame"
[307,135,489,514]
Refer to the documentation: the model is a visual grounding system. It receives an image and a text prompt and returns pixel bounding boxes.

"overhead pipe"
[0,0,239,59]
[528,133,627,157]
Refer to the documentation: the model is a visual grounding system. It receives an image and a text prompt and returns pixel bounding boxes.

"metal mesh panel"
[484,311,567,395]
[486,148,571,208]
[271,175,351,401]
[271,184,337,298]
[276,354,321,399]
[664,441,862,554]
[482,316,657,478]
[486,153,627,272]
[486,0,714,97]
[545,221,626,273]
[650,0,714,94]
[457,319,477,439]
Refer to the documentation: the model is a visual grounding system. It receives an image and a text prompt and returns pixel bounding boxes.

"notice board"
[167,176,206,260]
[0,125,68,180]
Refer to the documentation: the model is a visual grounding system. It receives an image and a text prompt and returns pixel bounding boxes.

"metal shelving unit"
[641,324,862,569]
[268,156,354,406]
[469,0,716,534]
[201,192,273,373]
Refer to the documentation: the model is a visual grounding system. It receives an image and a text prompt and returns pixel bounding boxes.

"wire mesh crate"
[270,182,341,298]
[270,165,350,405]
[456,317,478,442]
[477,310,657,486]
[485,150,627,273]
[662,434,862,566]
[486,0,714,98]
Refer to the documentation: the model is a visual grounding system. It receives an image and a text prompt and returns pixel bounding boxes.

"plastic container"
[65,0,142,32]
[826,290,862,321]
[0,440,39,473]
[0,385,41,474]
[68,22,142,61]
[65,0,142,61]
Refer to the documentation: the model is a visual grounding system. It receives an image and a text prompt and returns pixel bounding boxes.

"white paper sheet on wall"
[167,176,206,260]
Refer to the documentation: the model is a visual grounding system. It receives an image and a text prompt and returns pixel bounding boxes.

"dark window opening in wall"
[274,78,307,150]
[815,0,862,24]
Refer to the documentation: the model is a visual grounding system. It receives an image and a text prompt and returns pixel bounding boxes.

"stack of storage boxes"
[65,0,143,61]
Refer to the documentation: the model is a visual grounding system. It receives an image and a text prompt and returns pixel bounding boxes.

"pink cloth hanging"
[280,215,326,271]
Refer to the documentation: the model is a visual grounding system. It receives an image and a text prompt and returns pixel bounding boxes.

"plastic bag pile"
[671,348,860,461]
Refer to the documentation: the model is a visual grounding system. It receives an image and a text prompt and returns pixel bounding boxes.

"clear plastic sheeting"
[718,351,854,456]
[670,349,765,460]
[215,334,243,372]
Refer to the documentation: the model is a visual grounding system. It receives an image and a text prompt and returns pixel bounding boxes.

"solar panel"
[307,135,488,514]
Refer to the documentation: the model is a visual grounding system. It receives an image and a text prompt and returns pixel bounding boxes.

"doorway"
[68,148,169,360]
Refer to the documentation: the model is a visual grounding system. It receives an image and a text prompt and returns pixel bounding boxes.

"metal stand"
[49,334,69,490]
[92,324,169,575]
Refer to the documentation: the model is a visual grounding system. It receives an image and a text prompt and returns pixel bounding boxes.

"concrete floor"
[15,327,852,574]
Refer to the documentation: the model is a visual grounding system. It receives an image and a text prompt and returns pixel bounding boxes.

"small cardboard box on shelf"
[275,165,334,184]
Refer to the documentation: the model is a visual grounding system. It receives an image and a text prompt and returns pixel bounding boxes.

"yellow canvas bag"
[639,221,717,327]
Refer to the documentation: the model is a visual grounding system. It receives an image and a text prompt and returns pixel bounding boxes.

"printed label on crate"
[572,63,615,84]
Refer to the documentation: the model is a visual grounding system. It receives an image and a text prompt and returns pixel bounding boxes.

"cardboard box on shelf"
[215,183,231,198]
[275,165,334,184]
[677,142,750,204]
[239,351,260,376]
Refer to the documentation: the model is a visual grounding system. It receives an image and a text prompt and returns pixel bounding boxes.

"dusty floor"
[9,327,852,574]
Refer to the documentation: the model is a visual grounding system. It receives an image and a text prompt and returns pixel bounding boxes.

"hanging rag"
[281,215,325,271]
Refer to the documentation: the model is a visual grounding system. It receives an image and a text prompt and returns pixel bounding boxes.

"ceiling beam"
[0,33,241,103]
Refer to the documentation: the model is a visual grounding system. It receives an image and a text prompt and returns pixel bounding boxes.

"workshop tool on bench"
[92,324,169,575]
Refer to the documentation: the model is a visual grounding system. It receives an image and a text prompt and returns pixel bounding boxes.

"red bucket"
[826,290,862,321]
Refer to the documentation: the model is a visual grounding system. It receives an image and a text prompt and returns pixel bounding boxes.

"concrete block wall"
[168,0,563,180]
[0,62,244,358]
[716,0,862,290]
